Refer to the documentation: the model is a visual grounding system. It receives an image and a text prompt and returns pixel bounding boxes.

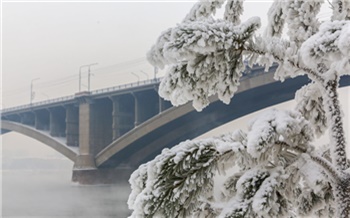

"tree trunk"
[334,178,350,218]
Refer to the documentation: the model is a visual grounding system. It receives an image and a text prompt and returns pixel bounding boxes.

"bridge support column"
[72,96,134,184]
[74,99,96,169]
[49,107,66,137]
[72,99,97,184]
[132,93,140,127]
[73,97,116,184]
[34,109,50,131]
[111,96,122,140]
[65,105,79,147]
[110,95,135,140]
[20,112,35,126]
[72,101,98,184]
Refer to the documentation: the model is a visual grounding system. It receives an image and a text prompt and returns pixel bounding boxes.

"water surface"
[2,169,131,218]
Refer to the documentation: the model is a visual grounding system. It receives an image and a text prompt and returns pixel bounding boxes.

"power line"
[92,58,148,75]
[3,57,150,97]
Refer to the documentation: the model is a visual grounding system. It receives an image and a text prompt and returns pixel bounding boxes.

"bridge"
[2,65,349,184]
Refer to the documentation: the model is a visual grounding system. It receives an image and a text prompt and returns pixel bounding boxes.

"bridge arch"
[96,74,350,168]
[1,120,77,162]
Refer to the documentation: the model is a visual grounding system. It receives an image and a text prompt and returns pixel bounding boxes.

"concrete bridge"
[2,65,349,184]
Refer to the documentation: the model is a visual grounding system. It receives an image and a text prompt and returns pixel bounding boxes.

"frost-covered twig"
[276,140,343,183]
[275,140,307,153]
[324,78,348,171]
[245,45,325,84]
[307,154,343,183]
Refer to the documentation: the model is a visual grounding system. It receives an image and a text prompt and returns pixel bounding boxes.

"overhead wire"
[3,57,151,98]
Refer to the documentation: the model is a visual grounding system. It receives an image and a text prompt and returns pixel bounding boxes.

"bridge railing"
[1,95,76,113]
[91,78,161,95]
[1,77,162,113]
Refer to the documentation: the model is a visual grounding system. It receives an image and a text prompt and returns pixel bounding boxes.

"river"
[2,168,131,218]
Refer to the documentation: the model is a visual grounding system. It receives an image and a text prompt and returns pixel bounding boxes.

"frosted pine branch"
[224,0,243,25]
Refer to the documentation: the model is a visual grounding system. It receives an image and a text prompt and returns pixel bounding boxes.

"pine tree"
[128,1,350,217]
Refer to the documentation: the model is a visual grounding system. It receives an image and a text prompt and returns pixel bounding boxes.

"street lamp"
[154,67,158,80]
[87,63,98,92]
[30,78,40,104]
[79,63,98,92]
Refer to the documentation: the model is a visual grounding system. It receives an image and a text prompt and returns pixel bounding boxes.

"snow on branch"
[148,17,260,68]
[300,20,350,75]
[284,0,322,47]
[295,155,336,216]
[332,0,350,21]
[245,37,325,83]
[224,0,244,25]
[220,167,289,217]
[127,135,243,218]
[127,108,341,217]
[183,0,225,22]
[246,109,313,159]
[264,1,285,38]
[295,185,334,217]
[148,17,261,111]
[295,82,328,136]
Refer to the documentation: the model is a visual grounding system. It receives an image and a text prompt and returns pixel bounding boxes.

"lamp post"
[87,63,98,91]
[79,63,98,92]
[154,67,158,80]
[30,78,40,105]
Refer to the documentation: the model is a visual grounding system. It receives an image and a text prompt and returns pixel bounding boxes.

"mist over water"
[2,168,131,218]
[2,132,132,218]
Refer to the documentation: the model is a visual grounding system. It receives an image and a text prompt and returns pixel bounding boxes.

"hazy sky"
[2,1,275,108]
[2,2,190,107]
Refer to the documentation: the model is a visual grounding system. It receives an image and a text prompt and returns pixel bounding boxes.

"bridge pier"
[72,166,134,184]
[73,98,98,184]
[74,98,96,169]
[73,96,119,184]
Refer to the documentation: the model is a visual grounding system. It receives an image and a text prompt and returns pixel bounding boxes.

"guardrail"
[91,78,161,95]
[1,78,162,113]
